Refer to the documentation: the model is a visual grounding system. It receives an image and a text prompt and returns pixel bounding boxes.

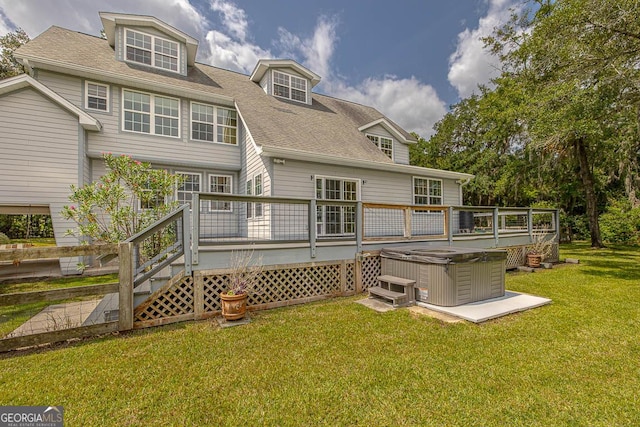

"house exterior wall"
[363,123,410,165]
[35,70,241,169]
[0,87,81,266]
[242,121,272,239]
[271,158,460,205]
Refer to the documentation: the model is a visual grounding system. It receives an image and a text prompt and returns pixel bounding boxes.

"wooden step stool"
[368,275,416,308]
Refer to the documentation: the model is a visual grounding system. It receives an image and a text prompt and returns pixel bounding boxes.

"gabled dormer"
[100,12,198,77]
[359,118,417,164]
[250,60,321,106]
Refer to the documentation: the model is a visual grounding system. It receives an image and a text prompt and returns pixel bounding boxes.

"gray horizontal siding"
[272,159,460,205]
[0,87,81,252]
[34,71,241,169]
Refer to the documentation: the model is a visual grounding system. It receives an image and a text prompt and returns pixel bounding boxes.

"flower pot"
[527,253,542,268]
[220,292,248,320]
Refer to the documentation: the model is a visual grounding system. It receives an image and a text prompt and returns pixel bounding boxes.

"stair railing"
[125,204,191,287]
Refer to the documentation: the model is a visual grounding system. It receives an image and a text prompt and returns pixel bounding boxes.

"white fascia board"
[17,55,235,107]
[259,146,474,181]
[0,74,102,131]
[250,59,321,87]
[358,118,416,144]
[99,12,198,65]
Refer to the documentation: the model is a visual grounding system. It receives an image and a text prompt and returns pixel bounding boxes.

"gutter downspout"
[456,177,472,204]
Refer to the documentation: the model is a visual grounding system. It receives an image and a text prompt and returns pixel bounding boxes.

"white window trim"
[208,174,233,212]
[272,69,308,103]
[246,173,265,219]
[122,88,181,138]
[124,28,180,73]
[412,177,443,206]
[314,175,360,237]
[189,101,238,145]
[314,175,361,201]
[85,81,110,112]
[246,177,253,219]
[176,171,202,208]
[366,133,394,160]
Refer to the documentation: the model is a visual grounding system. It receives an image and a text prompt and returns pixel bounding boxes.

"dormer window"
[273,70,307,103]
[125,29,179,72]
[366,134,394,159]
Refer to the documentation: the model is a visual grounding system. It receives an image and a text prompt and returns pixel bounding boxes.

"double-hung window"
[413,177,443,205]
[366,134,393,159]
[123,89,179,137]
[246,174,263,218]
[316,177,358,236]
[177,172,201,208]
[191,103,237,145]
[273,70,307,103]
[85,82,109,112]
[209,175,232,212]
[126,29,179,72]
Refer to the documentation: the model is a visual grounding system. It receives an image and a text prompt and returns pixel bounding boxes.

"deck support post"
[309,199,317,258]
[493,208,499,247]
[527,208,533,243]
[183,204,192,275]
[192,193,199,265]
[118,242,134,331]
[356,201,363,253]
[447,206,454,245]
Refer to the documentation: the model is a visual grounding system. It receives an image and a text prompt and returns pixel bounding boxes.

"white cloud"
[0,0,206,48]
[330,77,447,139]
[0,0,447,138]
[276,15,339,82]
[448,0,518,98]
[202,0,271,73]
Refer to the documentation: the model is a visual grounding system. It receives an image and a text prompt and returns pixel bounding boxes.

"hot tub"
[380,246,507,306]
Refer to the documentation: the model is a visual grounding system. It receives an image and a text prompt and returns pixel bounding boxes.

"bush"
[0,214,54,239]
[0,231,9,244]
[599,199,640,245]
[560,213,590,242]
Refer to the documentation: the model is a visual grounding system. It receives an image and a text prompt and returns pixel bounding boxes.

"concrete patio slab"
[416,291,552,323]
[355,297,396,313]
[6,299,102,338]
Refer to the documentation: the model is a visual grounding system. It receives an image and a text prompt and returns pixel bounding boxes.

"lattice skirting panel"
[504,243,559,269]
[360,252,381,290]
[132,254,389,328]
[134,275,194,322]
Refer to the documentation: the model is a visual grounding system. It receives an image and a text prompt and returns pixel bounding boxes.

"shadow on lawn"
[561,243,640,281]
[0,320,190,359]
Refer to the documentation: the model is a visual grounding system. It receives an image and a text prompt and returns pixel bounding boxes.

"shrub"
[599,199,640,245]
[0,231,9,244]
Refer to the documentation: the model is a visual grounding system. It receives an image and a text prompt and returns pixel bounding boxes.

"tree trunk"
[574,137,604,248]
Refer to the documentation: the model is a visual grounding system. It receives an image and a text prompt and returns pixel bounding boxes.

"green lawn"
[0,274,118,337]
[0,243,638,426]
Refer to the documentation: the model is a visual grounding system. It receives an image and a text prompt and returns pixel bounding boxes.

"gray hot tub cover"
[380,246,507,265]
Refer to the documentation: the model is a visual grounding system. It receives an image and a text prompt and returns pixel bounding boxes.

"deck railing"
[192,193,559,260]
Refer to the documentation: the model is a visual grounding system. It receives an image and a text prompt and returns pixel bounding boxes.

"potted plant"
[220,249,263,321]
[526,232,556,268]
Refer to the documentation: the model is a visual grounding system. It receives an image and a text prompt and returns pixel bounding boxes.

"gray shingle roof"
[16,26,417,164]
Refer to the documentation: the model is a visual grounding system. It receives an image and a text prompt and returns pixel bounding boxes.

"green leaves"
[62,153,182,244]
[0,28,29,79]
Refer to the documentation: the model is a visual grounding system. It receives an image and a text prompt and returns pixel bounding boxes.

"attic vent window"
[125,29,179,72]
[273,70,307,103]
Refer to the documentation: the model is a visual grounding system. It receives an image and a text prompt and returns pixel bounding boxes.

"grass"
[8,238,56,247]
[0,274,118,337]
[0,243,638,426]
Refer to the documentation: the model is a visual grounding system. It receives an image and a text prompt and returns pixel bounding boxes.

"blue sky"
[0,0,519,137]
